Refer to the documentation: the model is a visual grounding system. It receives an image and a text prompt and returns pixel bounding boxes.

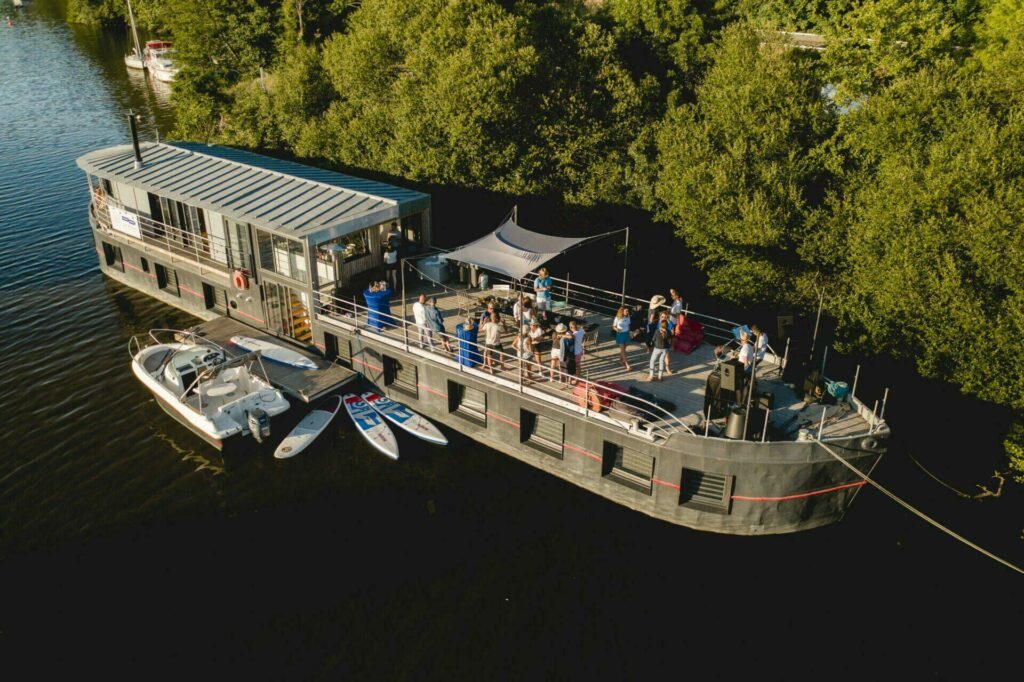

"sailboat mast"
[126,0,143,59]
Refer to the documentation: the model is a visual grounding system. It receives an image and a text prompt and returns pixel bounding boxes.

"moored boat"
[123,0,145,71]
[130,329,290,450]
[145,40,178,82]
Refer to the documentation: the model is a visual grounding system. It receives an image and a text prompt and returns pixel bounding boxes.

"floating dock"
[193,317,357,403]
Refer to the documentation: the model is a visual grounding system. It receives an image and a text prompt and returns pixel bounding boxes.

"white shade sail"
[440,218,591,280]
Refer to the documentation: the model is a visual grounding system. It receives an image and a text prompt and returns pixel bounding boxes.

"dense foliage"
[68,0,1024,477]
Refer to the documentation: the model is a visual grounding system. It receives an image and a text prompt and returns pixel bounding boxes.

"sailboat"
[123,0,145,70]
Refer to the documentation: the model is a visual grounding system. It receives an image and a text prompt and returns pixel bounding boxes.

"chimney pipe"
[127,110,143,169]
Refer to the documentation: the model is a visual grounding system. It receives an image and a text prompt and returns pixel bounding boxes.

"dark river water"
[1,2,1021,677]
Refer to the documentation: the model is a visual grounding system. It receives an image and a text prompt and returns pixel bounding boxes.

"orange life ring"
[232,270,248,290]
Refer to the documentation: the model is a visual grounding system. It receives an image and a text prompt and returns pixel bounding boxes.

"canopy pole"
[620,226,629,305]
[810,285,825,356]
[401,258,409,352]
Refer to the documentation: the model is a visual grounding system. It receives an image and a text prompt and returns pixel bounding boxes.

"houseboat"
[77,140,889,535]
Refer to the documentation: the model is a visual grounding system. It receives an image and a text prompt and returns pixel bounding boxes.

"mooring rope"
[814,438,1023,575]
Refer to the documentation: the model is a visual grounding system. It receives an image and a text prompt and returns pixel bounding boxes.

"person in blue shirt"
[534,267,552,312]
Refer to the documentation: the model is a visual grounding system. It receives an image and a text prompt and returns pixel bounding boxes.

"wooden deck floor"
[193,317,357,403]
[391,282,873,440]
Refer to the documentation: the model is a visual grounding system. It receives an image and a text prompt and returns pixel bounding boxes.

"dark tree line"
[69,0,1024,477]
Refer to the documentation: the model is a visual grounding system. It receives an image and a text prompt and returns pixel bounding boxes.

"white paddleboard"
[230,335,318,370]
[361,392,448,446]
[274,395,341,459]
[343,394,400,460]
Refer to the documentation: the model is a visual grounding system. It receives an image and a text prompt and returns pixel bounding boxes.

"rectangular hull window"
[520,410,564,458]
[156,263,179,297]
[101,242,124,272]
[679,468,734,514]
[602,442,653,495]
[447,380,486,425]
[384,356,418,398]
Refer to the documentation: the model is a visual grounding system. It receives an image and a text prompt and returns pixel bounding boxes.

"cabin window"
[101,242,124,272]
[140,257,149,273]
[384,356,418,398]
[147,193,163,222]
[447,380,486,425]
[256,229,307,284]
[679,468,734,514]
[101,178,113,197]
[401,212,424,248]
[155,263,179,297]
[158,197,207,250]
[520,410,564,458]
[225,219,254,273]
[601,442,654,495]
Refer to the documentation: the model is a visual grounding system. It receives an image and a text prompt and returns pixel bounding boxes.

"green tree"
[824,61,1024,474]
[654,22,835,304]
[973,0,1024,95]
[823,0,980,101]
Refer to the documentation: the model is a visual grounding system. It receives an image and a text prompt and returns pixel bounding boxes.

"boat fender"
[246,408,270,443]
[860,436,879,450]
[232,270,248,290]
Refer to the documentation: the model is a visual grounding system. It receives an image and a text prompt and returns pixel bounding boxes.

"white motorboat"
[145,40,179,82]
[123,0,146,70]
[130,329,290,450]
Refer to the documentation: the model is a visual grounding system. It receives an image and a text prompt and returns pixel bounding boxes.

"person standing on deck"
[550,322,567,382]
[613,306,631,371]
[737,331,754,373]
[558,324,577,383]
[571,320,585,377]
[513,325,540,383]
[646,295,666,351]
[386,221,402,248]
[481,312,506,374]
[669,289,684,317]
[425,297,451,352]
[644,317,671,381]
[658,310,673,376]
[413,294,433,350]
[751,324,768,362]
[534,268,552,312]
[383,243,399,291]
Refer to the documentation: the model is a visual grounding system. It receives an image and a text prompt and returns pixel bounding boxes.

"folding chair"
[583,328,600,349]
[456,291,476,318]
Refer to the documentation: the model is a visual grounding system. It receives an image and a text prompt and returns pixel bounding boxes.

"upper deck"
[313,269,883,445]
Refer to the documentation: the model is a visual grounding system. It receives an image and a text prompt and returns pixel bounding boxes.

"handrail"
[92,195,234,273]
[313,289,696,440]
[479,271,739,343]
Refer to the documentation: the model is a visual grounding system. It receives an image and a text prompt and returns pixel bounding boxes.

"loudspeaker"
[703,372,731,419]
[720,359,743,392]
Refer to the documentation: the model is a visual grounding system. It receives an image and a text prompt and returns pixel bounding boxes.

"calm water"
[1,3,1020,676]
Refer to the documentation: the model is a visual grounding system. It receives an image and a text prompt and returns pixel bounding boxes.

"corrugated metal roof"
[76,142,430,242]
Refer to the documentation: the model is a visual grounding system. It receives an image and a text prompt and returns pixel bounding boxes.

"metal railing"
[313,290,696,441]
[92,195,235,274]
[476,271,740,344]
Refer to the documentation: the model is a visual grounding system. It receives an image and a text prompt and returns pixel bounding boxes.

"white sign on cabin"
[107,204,143,239]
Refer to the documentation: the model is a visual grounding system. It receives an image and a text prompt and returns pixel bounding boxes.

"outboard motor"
[246,408,271,444]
